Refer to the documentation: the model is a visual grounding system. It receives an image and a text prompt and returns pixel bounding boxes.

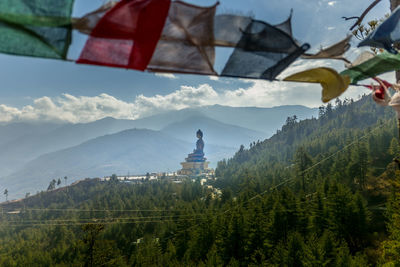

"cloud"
[327,1,337,6]
[154,73,178,79]
[0,94,136,124]
[0,73,374,124]
[132,84,219,118]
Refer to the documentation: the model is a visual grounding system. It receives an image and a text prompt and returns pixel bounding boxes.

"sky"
[0,0,393,123]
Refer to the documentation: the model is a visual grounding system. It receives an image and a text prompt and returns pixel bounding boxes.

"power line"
[159,120,394,242]
[3,208,198,213]
[0,119,391,237]
[1,213,207,223]
[0,218,199,227]
[222,119,391,214]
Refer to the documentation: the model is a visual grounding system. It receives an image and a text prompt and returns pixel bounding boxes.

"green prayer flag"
[340,52,400,84]
[0,0,74,59]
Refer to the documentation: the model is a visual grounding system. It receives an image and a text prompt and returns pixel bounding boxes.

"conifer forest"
[0,95,400,266]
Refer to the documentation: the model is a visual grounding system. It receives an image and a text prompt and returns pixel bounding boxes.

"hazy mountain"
[0,117,141,176]
[1,129,236,198]
[0,105,316,176]
[161,115,266,148]
[193,105,319,135]
[0,104,317,194]
[131,105,318,135]
[0,122,64,147]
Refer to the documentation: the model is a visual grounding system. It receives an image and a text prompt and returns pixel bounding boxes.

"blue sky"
[0,0,393,123]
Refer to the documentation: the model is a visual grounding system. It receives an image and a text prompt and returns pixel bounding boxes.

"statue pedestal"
[179,161,209,176]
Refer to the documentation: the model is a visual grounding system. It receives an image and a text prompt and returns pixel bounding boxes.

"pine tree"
[294,147,313,191]
[389,137,400,157]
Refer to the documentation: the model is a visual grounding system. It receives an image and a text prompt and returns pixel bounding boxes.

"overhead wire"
[0,218,199,227]
[0,117,393,233]
[221,117,392,214]
[160,121,392,241]
[0,213,208,223]
[4,207,203,213]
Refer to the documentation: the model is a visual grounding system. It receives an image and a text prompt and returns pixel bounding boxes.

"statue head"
[196,129,203,139]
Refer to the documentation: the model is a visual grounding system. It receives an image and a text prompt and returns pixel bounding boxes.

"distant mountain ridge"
[132,104,318,134]
[1,128,237,198]
[0,129,188,198]
[0,104,318,198]
[0,105,317,176]
[194,104,318,135]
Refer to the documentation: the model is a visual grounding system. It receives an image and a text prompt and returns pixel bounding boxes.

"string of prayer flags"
[74,8,294,49]
[0,0,308,82]
[358,6,400,54]
[77,0,171,70]
[147,1,218,75]
[76,0,309,81]
[0,0,75,59]
[302,36,351,62]
[283,67,350,103]
[340,52,400,84]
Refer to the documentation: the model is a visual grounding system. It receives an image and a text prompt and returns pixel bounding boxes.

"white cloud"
[0,73,376,124]
[154,73,178,79]
[327,1,337,6]
[208,76,219,81]
[132,84,219,118]
[0,94,136,124]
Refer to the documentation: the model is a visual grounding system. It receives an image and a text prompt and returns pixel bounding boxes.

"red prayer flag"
[363,78,392,106]
[77,0,171,70]
[362,77,392,99]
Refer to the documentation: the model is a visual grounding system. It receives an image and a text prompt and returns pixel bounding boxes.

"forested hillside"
[0,95,400,266]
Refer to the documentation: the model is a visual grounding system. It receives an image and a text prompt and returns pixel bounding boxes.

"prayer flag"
[340,52,400,84]
[283,67,351,103]
[0,0,74,59]
[365,78,392,106]
[77,0,171,71]
[76,1,308,80]
[213,15,251,47]
[221,19,309,80]
[147,1,218,75]
[358,6,400,54]
[72,2,117,35]
[302,36,351,62]
[214,10,293,47]
[273,9,293,37]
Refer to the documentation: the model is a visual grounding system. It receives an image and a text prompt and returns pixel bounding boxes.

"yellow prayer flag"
[283,67,350,103]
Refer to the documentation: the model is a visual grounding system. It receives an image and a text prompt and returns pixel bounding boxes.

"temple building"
[179,129,210,176]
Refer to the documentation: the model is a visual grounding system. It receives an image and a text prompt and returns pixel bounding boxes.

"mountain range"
[0,104,317,198]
